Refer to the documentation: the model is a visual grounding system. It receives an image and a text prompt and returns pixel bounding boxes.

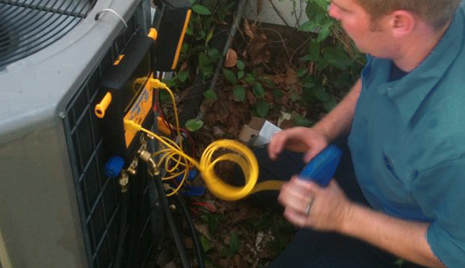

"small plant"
[297,0,364,112]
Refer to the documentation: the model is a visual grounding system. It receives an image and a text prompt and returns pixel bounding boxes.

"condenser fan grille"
[0,0,97,67]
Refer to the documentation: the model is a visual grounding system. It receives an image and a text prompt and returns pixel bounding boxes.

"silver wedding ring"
[304,199,313,215]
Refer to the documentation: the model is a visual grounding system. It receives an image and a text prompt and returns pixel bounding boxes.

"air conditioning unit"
[0,0,166,267]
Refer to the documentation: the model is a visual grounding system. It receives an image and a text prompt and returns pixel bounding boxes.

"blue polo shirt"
[348,2,465,267]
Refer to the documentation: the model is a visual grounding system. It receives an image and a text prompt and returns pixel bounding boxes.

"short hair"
[355,0,463,30]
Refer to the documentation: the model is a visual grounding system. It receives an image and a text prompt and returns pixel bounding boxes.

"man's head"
[355,0,462,31]
[328,0,461,59]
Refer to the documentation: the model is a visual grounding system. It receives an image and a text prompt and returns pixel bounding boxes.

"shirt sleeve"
[412,158,465,268]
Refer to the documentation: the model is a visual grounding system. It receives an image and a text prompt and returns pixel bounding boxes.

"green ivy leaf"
[158,90,170,103]
[181,43,189,53]
[253,83,265,98]
[206,28,215,43]
[229,232,240,255]
[237,60,245,70]
[314,12,327,24]
[302,76,316,88]
[192,4,212,15]
[314,0,330,11]
[323,46,352,70]
[317,23,332,42]
[201,66,214,79]
[220,232,240,257]
[297,68,307,78]
[238,71,245,79]
[208,48,220,61]
[314,86,330,101]
[204,89,218,100]
[273,89,284,100]
[185,23,193,36]
[223,68,237,84]
[199,52,211,68]
[306,0,328,22]
[200,236,212,253]
[256,100,269,117]
[185,118,204,132]
[308,41,321,61]
[262,77,276,88]
[298,21,319,32]
[294,115,313,127]
[175,70,189,82]
[394,258,406,267]
[199,29,206,40]
[244,73,256,85]
[290,90,300,102]
[323,97,338,111]
[233,85,246,102]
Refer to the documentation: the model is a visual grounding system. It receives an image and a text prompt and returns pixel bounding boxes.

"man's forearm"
[313,79,361,141]
[341,204,445,268]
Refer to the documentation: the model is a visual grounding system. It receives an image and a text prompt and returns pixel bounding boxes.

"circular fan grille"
[0,0,97,67]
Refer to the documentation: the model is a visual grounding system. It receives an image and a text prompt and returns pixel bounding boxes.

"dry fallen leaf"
[180,60,188,71]
[244,19,255,39]
[224,48,238,68]
[247,90,257,105]
[212,126,225,137]
[284,65,298,85]
[248,34,270,66]
[195,223,213,241]
[279,119,295,130]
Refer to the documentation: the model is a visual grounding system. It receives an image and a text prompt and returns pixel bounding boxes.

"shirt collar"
[377,8,464,127]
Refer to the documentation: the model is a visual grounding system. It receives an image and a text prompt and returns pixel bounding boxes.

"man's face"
[328,0,392,57]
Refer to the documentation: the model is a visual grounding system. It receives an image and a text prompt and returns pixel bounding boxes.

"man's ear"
[389,10,416,37]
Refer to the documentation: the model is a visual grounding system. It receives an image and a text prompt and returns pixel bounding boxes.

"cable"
[175,194,206,268]
[153,171,192,268]
[95,9,128,29]
[113,192,128,268]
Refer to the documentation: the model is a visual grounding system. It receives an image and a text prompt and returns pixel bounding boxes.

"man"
[264,0,465,267]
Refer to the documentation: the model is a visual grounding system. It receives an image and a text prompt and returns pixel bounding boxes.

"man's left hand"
[278,176,355,232]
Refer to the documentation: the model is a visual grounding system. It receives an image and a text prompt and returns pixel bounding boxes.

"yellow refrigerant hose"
[123,78,284,201]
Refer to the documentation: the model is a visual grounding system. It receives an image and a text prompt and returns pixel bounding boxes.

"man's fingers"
[278,178,314,213]
[268,133,285,160]
[283,207,307,227]
[303,143,326,163]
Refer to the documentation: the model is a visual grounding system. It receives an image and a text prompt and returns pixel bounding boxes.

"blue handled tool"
[298,144,342,187]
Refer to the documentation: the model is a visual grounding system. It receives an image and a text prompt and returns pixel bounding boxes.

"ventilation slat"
[0,0,97,67]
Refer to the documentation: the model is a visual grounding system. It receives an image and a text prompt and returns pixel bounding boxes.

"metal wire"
[0,0,97,67]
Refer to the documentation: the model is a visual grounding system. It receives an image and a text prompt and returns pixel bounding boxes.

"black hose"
[174,194,206,268]
[114,192,128,268]
[127,166,145,267]
[153,174,192,268]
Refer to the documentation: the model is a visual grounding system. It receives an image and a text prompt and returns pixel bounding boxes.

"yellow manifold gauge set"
[91,1,265,201]
[95,27,156,164]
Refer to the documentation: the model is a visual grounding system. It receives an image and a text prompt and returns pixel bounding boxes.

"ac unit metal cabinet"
[0,0,162,267]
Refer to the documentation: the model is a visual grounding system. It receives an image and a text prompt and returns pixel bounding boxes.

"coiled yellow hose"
[125,119,260,200]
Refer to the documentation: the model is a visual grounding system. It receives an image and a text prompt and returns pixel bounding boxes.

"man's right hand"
[268,127,329,163]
